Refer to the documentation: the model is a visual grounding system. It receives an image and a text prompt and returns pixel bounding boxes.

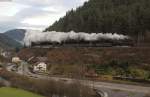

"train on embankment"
[30,38,134,48]
[24,30,135,48]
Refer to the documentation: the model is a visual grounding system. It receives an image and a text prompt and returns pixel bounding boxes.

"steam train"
[30,38,134,48]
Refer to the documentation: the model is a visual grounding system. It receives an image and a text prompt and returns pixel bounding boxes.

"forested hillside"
[4,29,26,43]
[45,0,150,37]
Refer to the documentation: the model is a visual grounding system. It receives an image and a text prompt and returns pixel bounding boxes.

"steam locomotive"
[30,38,134,48]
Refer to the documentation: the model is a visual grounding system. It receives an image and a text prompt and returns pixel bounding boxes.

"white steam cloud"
[24,30,129,46]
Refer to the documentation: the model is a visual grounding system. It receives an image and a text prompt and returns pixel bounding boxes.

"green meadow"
[0,87,44,97]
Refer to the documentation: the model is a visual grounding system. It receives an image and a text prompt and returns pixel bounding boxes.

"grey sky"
[0,0,88,32]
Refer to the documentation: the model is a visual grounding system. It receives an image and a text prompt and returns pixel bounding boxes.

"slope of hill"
[45,0,150,37]
[17,47,150,80]
[18,47,150,66]
[4,29,26,44]
[0,33,22,49]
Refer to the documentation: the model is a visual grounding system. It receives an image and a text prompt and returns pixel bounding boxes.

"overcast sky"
[0,0,88,32]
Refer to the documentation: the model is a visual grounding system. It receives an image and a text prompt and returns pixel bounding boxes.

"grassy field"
[0,87,44,97]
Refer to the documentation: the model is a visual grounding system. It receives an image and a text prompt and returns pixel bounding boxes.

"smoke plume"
[24,30,129,46]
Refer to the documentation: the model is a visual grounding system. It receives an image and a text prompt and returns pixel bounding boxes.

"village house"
[33,62,47,72]
[12,57,22,64]
[1,52,10,58]
[28,56,48,72]
[0,50,11,58]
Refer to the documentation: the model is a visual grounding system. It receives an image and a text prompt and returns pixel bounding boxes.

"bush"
[0,70,95,97]
[129,67,150,79]
[0,82,4,87]
[144,94,150,97]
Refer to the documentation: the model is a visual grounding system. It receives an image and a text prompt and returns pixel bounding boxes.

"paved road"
[6,62,150,95]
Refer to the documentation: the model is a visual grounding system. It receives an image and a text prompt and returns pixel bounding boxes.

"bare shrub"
[0,70,95,97]
[0,81,4,87]
[144,94,150,97]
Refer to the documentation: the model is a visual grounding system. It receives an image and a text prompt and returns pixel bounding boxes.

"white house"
[12,57,21,63]
[33,62,47,72]
[0,50,11,58]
